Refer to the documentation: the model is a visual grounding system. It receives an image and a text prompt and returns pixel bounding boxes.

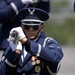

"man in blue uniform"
[0,0,50,51]
[0,8,63,75]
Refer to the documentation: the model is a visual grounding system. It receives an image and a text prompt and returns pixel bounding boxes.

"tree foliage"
[45,0,75,45]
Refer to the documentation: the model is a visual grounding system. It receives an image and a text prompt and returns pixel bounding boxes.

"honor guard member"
[0,8,63,75]
[0,0,50,51]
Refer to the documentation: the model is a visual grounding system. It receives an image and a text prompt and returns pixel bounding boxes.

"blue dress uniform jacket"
[0,0,50,50]
[0,35,63,75]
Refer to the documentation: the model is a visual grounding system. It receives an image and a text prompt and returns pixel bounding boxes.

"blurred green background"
[45,0,75,45]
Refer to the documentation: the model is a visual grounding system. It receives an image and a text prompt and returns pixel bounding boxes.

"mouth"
[27,33,35,39]
[27,33,35,36]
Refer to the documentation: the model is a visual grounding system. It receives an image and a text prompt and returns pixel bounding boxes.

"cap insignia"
[28,9,35,15]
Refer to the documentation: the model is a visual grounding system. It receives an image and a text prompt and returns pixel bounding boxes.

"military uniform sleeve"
[0,61,6,75]
[24,38,63,63]
[0,0,24,22]
[4,50,21,68]
[37,0,50,13]
[1,46,21,68]
[1,47,11,61]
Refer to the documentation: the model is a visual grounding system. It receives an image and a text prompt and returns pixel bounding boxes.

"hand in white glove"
[8,27,25,42]
[9,41,22,51]
[21,0,32,4]
[21,0,39,4]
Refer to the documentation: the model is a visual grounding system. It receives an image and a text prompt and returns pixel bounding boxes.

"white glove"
[21,0,32,4]
[8,27,25,42]
[9,41,22,51]
[21,0,39,4]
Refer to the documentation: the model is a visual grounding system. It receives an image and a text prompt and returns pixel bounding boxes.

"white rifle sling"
[10,2,19,15]
[36,44,41,56]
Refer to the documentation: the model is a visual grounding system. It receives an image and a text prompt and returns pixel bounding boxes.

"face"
[22,24,44,40]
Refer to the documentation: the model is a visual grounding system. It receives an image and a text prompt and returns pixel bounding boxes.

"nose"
[29,26,34,31]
